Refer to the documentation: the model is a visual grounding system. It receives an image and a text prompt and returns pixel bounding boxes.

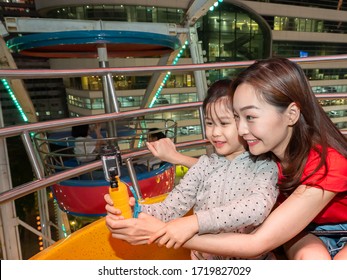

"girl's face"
[232,83,294,161]
[205,98,245,160]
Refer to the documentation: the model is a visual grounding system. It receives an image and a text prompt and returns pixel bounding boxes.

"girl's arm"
[148,215,199,249]
[146,138,198,168]
[140,156,210,221]
[151,185,337,257]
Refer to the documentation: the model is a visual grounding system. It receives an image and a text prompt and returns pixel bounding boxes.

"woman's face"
[232,83,294,161]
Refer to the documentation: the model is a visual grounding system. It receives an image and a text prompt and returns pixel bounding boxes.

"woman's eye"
[246,115,254,121]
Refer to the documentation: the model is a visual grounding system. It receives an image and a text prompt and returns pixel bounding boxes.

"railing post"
[188,26,208,102]
[21,131,52,248]
[98,44,117,139]
[125,158,143,200]
[0,104,21,259]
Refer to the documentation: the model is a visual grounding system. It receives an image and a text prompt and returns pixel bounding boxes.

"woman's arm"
[104,156,206,242]
[146,138,198,168]
[151,185,337,257]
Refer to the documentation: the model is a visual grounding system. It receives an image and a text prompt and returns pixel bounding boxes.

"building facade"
[1,0,346,131]
[0,0,346,260]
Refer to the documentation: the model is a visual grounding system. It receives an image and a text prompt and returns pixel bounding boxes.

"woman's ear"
[287,102,300,126]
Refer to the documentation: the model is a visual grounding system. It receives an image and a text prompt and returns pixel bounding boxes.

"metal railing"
[0,102,208,204]
[0,55,346,259]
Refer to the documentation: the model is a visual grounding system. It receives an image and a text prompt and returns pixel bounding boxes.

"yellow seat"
[30,194,191,260]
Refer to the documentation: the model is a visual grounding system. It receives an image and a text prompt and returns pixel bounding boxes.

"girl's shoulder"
[200,153,228,163]
[196,153,229,168]
[244,152,278,170]
[205,151,249,162]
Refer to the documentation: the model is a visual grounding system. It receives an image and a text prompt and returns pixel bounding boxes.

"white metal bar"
[0,102,202,138]
[16,218,55,245]
[4,17,187,35]
[1,54,347,79]
[0,138,209,205]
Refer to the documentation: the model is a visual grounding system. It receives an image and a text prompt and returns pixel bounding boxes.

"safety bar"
[0,102,202,138]
[1,54,347,79]
[0,138,209,204]
[0,54,346,205]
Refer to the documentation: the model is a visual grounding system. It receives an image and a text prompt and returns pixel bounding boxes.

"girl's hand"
[146,138,179,164]
[148,215,199,249]
[147,138,198,168]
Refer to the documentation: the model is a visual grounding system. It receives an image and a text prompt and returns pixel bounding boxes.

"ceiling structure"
[2,0,223,120]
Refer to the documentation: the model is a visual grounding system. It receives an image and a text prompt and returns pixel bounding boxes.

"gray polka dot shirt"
[141,151,279,235]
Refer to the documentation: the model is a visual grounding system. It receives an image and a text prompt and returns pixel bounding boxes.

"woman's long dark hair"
[231,57,347,193]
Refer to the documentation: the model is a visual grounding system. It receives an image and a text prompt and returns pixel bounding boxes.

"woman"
[106,58,347,260]
[150,57,347,260]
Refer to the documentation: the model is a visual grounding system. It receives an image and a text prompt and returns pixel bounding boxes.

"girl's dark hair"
[231,57,347,193]
[148,128,166,140]
[71,124,89,138]
[203,79,233,114]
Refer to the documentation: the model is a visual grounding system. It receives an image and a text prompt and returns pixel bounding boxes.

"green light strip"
[136,41,190,148]
[210,0,223,11]
[148,40,189,109]
[138,41,189,147]
[1,78,28,122]
[148,1,223,108]
[148,2,223,107]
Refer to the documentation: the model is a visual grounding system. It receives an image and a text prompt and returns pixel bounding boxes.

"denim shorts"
[308,223,347,258]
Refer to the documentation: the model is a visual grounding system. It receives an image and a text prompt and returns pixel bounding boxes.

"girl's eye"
[205,121,213,126]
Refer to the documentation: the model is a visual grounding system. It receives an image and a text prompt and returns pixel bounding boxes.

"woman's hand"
[105,212,166,245]
[148,215,199,249]
[104,193,135,219]
[105,193,166,245]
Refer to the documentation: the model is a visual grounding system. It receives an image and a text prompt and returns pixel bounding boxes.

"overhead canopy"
[6,30,181,58]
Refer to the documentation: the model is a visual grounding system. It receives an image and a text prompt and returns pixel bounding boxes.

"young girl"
[150,57,347,260]
[105,79,279,259]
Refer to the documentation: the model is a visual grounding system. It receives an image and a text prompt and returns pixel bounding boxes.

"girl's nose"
[212,125,221,136]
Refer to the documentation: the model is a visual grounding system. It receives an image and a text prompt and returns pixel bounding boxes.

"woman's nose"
[237,119,248,136]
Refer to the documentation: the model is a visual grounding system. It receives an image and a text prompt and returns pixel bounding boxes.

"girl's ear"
[287,102,300,126]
